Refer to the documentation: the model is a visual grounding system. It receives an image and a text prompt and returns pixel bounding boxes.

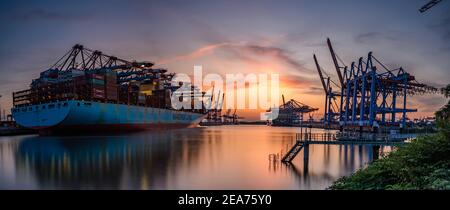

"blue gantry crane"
[314,39,438,132]
[313,38,345,126]
[339,52,438,131]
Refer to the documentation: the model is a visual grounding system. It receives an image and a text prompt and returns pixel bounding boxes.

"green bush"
[329,132,450,190]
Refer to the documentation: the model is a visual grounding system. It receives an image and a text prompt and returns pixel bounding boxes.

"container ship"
[12,44,207,135]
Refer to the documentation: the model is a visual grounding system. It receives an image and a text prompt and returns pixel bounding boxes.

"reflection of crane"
[419,0,443,13]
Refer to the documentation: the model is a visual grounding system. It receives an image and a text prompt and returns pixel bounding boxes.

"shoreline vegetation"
[329,84,450,190]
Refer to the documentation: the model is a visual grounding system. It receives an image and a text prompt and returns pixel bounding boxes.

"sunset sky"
[0,0,449,120]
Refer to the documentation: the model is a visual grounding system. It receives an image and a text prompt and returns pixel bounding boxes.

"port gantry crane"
[222,109,232,123]
[419,0,443,13]
[206,91,224,124]
[313,38,343,127]
[313,39,438,132]
[270,95,318,126]
[342,53,438,130]
[49,44,174,85]
[231,109,240,124]
[221,109,239,124]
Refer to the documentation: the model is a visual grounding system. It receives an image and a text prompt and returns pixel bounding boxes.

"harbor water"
[0,125,392,190]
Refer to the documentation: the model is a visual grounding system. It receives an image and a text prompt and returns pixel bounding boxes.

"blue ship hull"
[12,100,205,134]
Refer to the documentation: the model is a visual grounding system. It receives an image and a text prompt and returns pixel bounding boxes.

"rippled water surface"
[0,125,391,189]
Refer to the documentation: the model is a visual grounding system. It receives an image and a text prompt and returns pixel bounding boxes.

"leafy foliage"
[436,84,450,138]
[329,132,450,190]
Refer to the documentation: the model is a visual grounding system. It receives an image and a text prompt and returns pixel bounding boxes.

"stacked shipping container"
[12,45,209,115]
[14,68,178,110]
[105,71,118,102]
[88,73,106,100]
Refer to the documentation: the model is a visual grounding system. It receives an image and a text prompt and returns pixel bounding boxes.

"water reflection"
[267,142,390,190]
[0,126,392,189]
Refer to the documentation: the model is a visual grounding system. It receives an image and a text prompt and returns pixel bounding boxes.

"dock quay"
[281,128,415,163]
[297,132,416,145]
[0,121,36,136]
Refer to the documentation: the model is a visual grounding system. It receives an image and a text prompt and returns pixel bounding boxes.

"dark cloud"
[304,41,328,48]
[354,31,398,44]
[9,9,92,22]
[430,12,450,40]
[242,45,307,72]
[428,10,450,51]
[223,44,315,77]
[280,73,317,87]
[0,78,22,86]
[302,86,324,95]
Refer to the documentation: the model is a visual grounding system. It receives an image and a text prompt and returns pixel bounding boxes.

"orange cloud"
[156,42,326,120]
[158,42,231,65]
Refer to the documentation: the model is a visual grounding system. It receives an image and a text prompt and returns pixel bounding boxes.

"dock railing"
[295,132,336,142]
[295,132,416,144]
[277,131,414,163]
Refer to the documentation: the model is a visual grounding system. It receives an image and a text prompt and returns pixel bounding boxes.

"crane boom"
[219,93,225,112]
[313,54,328,93]
[419,0,443,13]
[327,38,344,86]
[214,91,221,110]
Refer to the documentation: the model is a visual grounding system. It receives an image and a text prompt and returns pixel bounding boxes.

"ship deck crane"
[48,44,177,86]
